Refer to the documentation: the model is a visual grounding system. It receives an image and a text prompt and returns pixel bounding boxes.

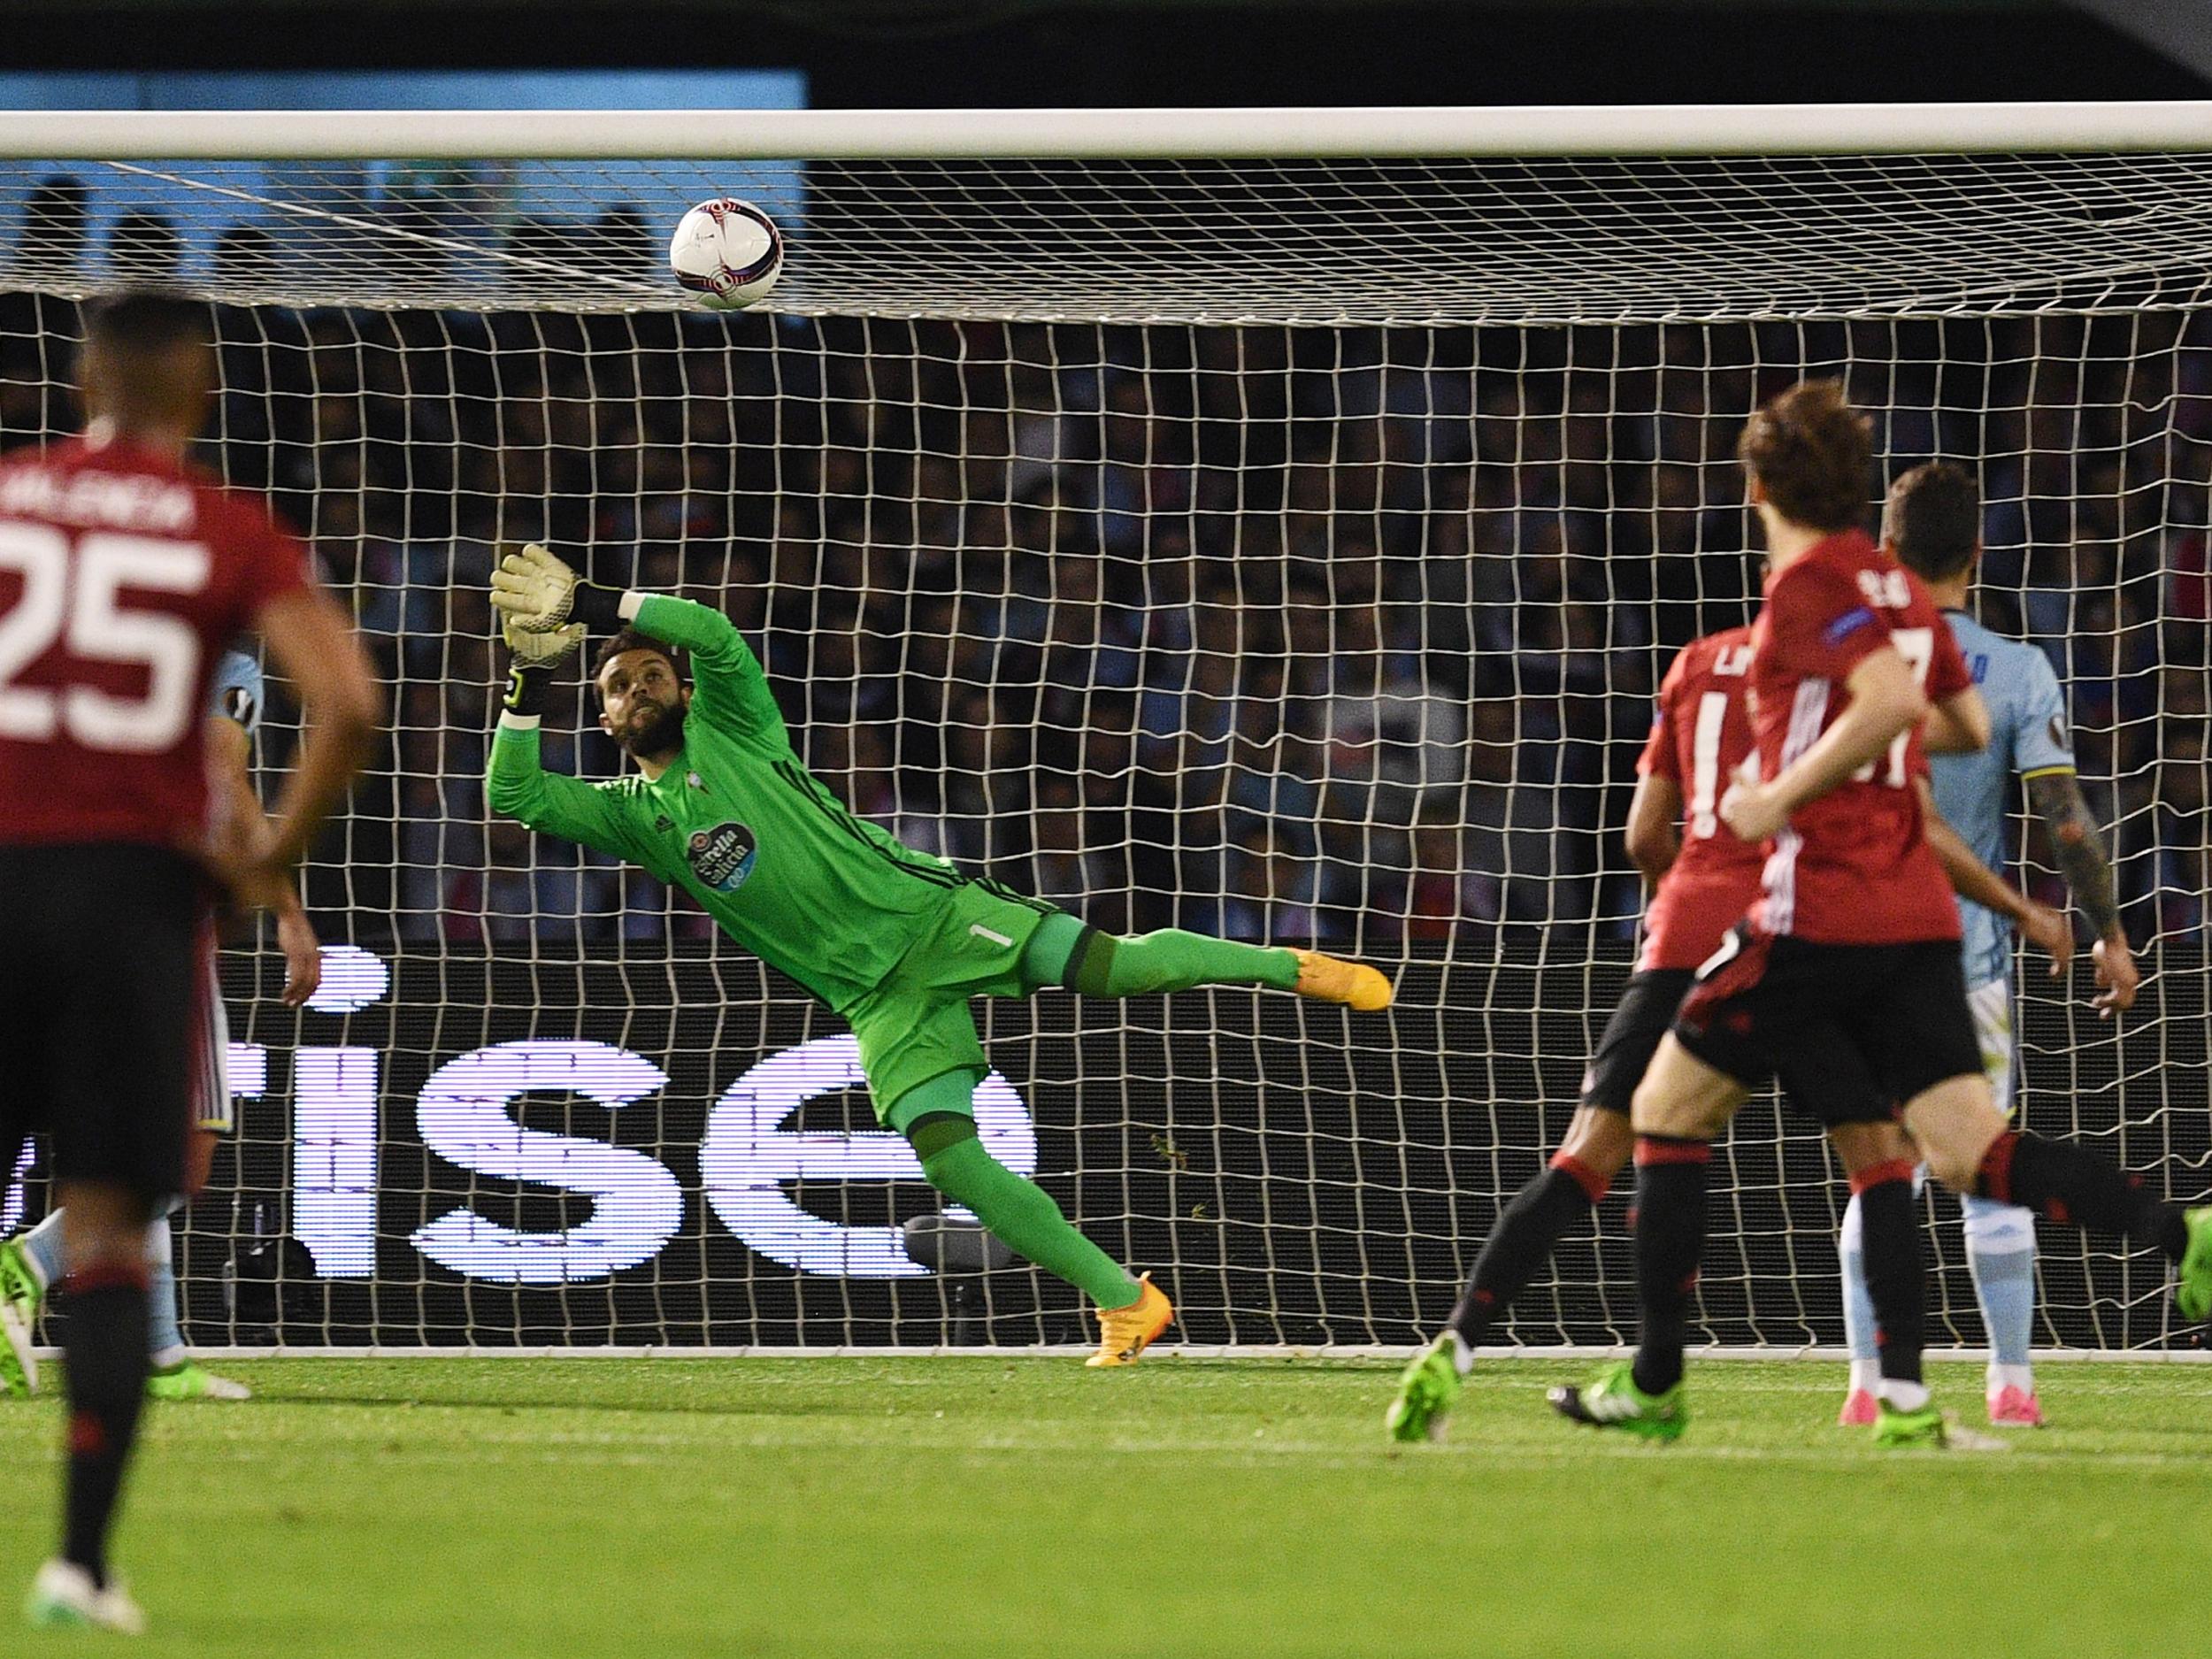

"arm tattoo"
[2026,771,2122,939]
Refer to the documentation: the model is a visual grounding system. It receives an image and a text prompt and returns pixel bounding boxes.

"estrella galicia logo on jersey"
[1824,605,1876,646]
[686,820,757,893]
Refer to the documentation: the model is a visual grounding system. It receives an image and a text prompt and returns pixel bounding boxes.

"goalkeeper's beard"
[618,696,688,762]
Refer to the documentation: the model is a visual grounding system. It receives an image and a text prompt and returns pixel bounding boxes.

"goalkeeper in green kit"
[486,545,1393,1365]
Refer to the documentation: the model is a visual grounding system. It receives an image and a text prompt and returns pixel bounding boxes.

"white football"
[668,198,784,311]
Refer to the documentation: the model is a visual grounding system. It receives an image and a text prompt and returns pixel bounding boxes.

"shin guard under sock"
[1448,1160,1605,1348]
[1071,929,1298,998]
[913,1117,1141,1309]
[1978,1131,2188,1259]
[1851,1164,1925,1387]
[1630,1137,1709,1397]
[59,1267,151,1586]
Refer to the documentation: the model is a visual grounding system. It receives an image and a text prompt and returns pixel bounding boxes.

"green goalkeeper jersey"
[486,592,978,1015]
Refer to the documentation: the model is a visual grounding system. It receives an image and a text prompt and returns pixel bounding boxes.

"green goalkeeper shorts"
[845,879,1064,1133]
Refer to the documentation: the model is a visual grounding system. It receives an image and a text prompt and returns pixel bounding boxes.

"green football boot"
[0,1240,44,1399]
[1872,1398,1947,1449]
[1548,1360,1687,1442]
[1385,1335,1463,1443]
[147,1360,251,1402]
[2176,1207,2212,1324]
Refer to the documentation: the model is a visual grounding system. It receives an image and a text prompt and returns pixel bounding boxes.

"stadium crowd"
[2,181,2208,956]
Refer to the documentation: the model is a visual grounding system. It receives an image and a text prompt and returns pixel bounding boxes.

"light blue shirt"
[1932,610,2073,987]
[209,647,265,736]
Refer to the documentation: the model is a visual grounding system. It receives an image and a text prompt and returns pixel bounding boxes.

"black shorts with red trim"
[1580,968,1695,1117]
[1671,922,1980,1127]
[0,843,203,1199]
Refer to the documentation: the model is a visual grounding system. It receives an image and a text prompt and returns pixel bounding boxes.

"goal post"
[0,104,2206,1354]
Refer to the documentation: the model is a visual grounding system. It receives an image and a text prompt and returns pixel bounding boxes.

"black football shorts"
[1672,923,1981,1127]
[1580,968,1695,1118]
[0,843,204,1200]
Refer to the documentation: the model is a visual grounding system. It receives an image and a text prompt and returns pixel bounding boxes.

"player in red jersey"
[1552,381,2212,1448]
[1387,618,2065,1441]
[0,290,379,1632]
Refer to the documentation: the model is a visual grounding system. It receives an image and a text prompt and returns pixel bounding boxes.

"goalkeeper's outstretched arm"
[485,627,641,861]
[491,543,787,746]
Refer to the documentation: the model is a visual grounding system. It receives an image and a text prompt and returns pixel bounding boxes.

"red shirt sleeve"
[217,493,311,625]
[1766,558,1892,683]
[1924,607,1972,702]
[1637,648,1688,780]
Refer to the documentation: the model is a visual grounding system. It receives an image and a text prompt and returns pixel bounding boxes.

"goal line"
[33,1345,2212,1363]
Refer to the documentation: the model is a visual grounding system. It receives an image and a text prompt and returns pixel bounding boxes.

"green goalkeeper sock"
[1024,912,1299,997]
[908,1109,1141,1310]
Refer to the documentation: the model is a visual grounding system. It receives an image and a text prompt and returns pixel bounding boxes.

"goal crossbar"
[4,102,2212,160]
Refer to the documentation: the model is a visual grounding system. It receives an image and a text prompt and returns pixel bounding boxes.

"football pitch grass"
[4,1356,2205,1658]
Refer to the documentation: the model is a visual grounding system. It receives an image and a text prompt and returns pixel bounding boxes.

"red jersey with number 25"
[0,433,310,848]
[1636,626,1764,972]
[1747,528,1971,945]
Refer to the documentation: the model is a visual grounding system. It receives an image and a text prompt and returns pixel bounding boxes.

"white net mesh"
[0,139,2207,1348]
[10,150,2212,321]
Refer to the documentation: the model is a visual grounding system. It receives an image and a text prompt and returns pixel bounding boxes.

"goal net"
[1,108,2207,1352]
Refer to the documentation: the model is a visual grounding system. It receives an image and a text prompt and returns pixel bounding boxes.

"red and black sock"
[1448,1156,1609,1348]
[59,1266,151,1587]
[1852,1162,1925,1386]
[1978,1131,2188,1259]
[1630,1136,1709,1397]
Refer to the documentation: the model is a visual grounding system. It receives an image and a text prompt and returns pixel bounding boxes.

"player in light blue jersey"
[0,649,324,1404]
[1837,463,2139,1429]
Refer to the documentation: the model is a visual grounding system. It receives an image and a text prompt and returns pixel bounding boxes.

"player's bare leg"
[24,1180,154,1632]
[1391,1107,1632,1441]
[1550,1039,1744,1439]
[1902,1074,2212,1318]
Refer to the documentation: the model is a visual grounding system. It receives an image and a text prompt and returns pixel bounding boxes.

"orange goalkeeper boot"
[1087,1273,1173,1368]
[1292,949,1394,1011]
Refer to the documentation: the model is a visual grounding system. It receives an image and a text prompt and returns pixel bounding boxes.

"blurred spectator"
[214,224,280,291]
[1386,797,1503,943]
[0,265,2190,959]
[2150,724,2209,939]
[15,176,87,277]
[1219,819,1321,947]
[591,206,654,279]
[1319,583,1466,832]
[108,211,183,283]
